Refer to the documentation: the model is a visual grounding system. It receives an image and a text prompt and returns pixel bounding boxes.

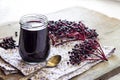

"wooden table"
[0,7,120,80]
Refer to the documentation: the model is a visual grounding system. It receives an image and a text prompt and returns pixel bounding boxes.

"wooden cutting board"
[0,7,120,80]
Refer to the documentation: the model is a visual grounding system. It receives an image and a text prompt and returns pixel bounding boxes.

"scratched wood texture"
[0,7,120,80]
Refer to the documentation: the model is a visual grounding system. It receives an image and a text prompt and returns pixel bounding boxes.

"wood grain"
[0,7,120,80]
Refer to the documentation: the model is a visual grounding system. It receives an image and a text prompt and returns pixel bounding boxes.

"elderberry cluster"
[0,37,16,49]
[48,20,98,46]
[67,39,107,65]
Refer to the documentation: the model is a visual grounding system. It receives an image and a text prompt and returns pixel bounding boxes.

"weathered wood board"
[0,7,120,80]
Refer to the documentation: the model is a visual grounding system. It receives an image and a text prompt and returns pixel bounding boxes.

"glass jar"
[19,14,50,63]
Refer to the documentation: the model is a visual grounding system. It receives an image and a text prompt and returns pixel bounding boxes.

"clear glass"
[19,14,50,63]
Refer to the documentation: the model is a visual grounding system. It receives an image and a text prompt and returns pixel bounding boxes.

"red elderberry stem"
[85,49,104,60]
[95,41,108,61]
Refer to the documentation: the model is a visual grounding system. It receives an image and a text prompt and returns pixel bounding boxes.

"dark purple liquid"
[19,27,50,62]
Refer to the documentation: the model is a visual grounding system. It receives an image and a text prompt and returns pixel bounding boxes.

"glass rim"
[19,14,48,25]
[19,14,48,31]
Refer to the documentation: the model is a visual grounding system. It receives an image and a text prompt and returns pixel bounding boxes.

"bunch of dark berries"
[67,39,107,65]
[48,20,98,46]
[0,37,16,49]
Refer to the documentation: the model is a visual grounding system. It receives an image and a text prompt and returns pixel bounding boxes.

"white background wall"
[0,0,120,24]
[0,0,120,79]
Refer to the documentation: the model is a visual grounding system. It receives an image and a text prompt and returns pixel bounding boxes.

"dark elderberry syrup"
[19,14,50,63]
